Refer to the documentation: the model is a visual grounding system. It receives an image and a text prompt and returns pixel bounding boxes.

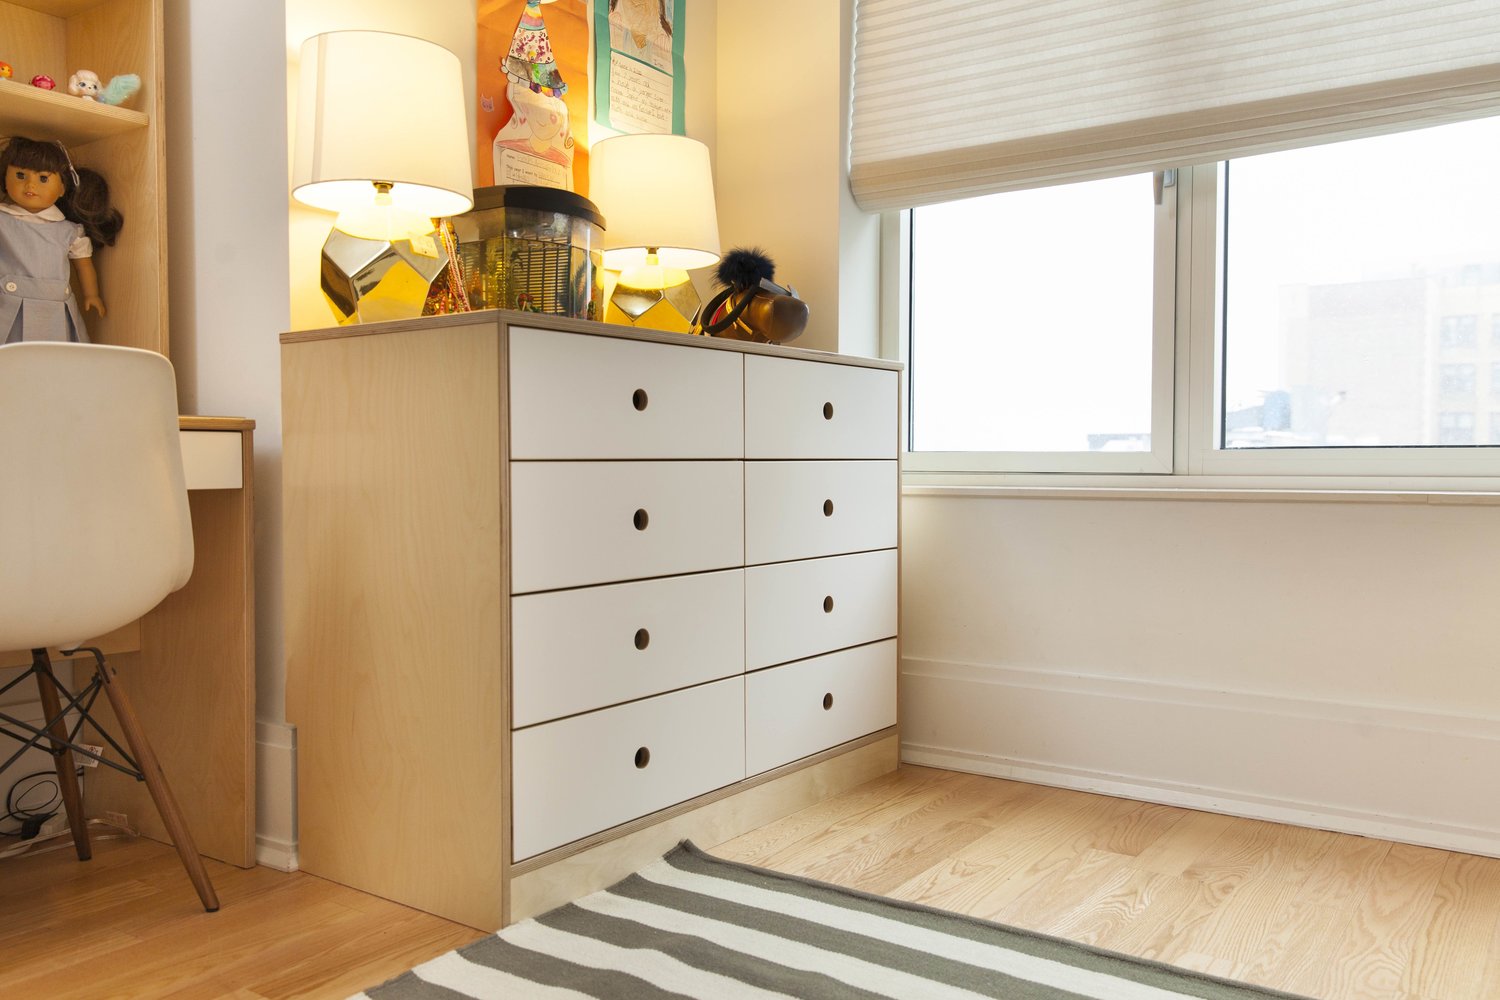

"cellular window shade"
[848,0,1500,212]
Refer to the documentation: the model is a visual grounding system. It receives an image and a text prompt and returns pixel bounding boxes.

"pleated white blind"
[849,0,1500,212]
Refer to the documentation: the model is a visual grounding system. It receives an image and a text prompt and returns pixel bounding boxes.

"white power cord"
[0,816,138,861]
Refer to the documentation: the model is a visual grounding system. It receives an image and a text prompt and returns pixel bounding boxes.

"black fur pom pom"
[716,247,776,291]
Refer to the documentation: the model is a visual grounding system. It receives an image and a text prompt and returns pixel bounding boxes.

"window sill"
[901,474,1500,505]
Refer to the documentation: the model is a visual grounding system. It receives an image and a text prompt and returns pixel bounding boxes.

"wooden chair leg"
[32,650,91,862]
[94,656,220,913]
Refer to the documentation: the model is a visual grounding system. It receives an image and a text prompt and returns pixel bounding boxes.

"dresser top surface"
[280,309,903,373]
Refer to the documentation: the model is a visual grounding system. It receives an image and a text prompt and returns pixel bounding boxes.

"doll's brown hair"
[0,136,123,248]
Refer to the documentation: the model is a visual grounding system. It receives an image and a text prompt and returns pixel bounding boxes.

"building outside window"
[1439,411,1476,445]
[1439,315,1479,348]
[1440,364,1477,397]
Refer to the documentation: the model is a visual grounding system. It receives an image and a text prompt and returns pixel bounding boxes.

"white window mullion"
[1182,163,1223,477]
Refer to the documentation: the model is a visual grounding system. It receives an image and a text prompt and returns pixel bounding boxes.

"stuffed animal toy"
[68,70,101,100]
[64,71,138,106]
[98,74,141,107]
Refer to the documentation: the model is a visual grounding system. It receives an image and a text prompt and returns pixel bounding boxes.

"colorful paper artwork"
[477,0,591,192]
[594,0,686,135]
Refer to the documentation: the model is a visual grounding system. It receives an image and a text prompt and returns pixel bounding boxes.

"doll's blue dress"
[0,206,90,343]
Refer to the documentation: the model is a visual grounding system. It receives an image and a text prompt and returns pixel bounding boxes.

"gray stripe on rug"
[354,840,1316,1000]
[536,900,899,999]
[662,843,1309,1000]
[362,971,473,1000]
[453,934,688,998]
[603,869,1100,999]
[367,934,678,999]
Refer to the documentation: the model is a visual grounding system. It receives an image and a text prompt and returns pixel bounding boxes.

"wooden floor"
[4,766,1500,998]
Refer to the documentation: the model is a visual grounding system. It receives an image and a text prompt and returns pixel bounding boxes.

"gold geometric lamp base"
[603,272,702,334]
[320,228,448,326]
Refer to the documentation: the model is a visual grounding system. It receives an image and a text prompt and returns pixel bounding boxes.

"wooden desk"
[0,416,256,868]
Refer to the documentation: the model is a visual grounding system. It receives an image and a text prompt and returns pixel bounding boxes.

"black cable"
[1,769,62,837]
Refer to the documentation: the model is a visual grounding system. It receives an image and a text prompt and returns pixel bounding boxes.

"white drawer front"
[179,431,243,490]
[745,640,897,776]
[745,550,897,670]
[745,355,897,460]
[744,461,897,565]
[511,461,744,593]
[512,677,745,860]
[510,327,743,459]
[513,569,745,727]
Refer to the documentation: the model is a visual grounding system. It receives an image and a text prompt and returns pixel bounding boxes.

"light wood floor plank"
[873,784,1111,916]
[1400,851,1500,998]
[6,767,1500,998]
[710,764,968,867]
[1129,808,1240,878]
[989,847,1143,937]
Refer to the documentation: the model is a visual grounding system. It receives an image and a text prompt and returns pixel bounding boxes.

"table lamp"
[291,31,474,324]
[589,134,720,332]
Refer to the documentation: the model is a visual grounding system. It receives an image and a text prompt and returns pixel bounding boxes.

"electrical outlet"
[77,744,104,768]
[102,810,129,831]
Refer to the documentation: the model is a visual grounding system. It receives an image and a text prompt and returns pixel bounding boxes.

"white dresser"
[282,312,901,929]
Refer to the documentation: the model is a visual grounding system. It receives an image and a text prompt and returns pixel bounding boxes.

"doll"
[0,137,122,343]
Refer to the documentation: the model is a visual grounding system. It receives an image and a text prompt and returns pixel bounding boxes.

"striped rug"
[355,841,1310,999]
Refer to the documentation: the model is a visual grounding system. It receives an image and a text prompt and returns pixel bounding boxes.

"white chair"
[0,341,217,911]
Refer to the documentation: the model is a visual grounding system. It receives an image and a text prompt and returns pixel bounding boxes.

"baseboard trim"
[902,744,1500,858]
[255,719,298,871]
[255,833,299,872]
[902,657,1500,858]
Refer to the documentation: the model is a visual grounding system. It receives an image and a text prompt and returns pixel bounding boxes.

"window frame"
[1184,161,1500,479]
[894,172,1178,476]
[889,133,1500,488]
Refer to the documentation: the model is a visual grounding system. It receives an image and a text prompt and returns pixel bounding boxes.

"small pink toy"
[30,74,54,90]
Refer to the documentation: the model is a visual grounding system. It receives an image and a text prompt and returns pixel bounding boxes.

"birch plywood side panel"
[0,3,67,84]
[283,322,507,931]
[67,0,166,354]
[89,475,256,866]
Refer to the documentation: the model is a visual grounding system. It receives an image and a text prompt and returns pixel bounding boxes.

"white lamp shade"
[591,134,720,272]
[292,31,474,220]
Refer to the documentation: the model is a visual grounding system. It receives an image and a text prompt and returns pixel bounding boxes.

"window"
[1440,316,1479,348]
[1440,364,1478,397]
[905,173,1172,473]
[1439,412,1476,445]
[900,114,1500,479]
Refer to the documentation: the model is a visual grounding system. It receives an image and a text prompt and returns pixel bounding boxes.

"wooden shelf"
[0,76,146,145]
[5,0,101,17]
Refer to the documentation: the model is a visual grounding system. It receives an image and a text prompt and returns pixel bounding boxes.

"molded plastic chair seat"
[0,341,217,912]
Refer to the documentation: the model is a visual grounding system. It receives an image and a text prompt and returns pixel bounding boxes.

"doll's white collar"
[0,201,65,222]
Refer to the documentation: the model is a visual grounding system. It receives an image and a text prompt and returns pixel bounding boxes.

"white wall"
[901,492,1500,855]
[716,0,878,356]
[165,0,293,863]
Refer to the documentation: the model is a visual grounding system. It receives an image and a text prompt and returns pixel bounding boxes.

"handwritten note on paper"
[607,53,673,134]
[496,148,571,188]
[593,0,686,135]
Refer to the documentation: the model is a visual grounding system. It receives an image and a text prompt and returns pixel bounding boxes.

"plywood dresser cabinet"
[282,312,901,930]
